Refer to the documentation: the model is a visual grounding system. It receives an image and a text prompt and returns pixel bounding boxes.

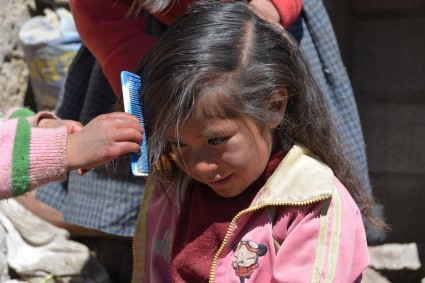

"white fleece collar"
[254,144,335,206]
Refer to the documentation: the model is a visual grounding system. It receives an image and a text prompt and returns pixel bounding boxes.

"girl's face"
[168,115,274,197]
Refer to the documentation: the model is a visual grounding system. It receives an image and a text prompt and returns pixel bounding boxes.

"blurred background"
[1,0,424,282]
[324,0,425,243]
[325,1,425,281]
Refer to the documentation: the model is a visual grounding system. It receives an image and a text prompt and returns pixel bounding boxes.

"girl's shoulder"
[271,176,366,251]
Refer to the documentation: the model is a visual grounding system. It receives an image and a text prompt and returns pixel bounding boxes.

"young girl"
[0,107,142,199]
[132,1,379,282]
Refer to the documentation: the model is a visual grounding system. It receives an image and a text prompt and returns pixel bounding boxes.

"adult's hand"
[249,0,280,24]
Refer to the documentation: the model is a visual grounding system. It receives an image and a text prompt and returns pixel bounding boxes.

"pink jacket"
[132,144,369,282]
[0,108,67,199]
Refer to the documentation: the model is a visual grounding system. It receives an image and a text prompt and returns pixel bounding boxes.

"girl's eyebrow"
[201,128,228,138]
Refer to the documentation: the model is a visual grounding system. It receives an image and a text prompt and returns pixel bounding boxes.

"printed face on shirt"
[232,241,260,268]
[167,116,274,197]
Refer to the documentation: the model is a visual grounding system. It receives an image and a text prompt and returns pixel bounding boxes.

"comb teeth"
[121,71,149,176]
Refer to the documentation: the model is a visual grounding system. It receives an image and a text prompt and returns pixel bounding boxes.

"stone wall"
[310,2,425,280]
[0,0,34,113]
[350,0,425,243]
[325,0,425,244]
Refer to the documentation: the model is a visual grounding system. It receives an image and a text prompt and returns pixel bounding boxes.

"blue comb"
[121,71,149,176]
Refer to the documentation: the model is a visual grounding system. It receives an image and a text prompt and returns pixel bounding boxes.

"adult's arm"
[272,0,303,28]
[70,0,156,97]
[70,0,302,97]
[249,0,303,28]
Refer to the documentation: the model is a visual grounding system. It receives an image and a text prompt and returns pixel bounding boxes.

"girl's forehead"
[165,116,230,136]
[165,116,256,139]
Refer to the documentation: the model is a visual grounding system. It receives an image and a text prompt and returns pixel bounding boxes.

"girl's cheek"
[226,155,247,168]
[223,142,247,164]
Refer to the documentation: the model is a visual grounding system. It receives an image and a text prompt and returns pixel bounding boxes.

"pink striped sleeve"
[0,119,18,199]
[0,117,67,199]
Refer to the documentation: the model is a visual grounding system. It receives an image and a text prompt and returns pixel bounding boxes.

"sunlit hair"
[137,0,380,226]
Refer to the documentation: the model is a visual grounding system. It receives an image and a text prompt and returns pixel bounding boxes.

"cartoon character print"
[232,240,268,283]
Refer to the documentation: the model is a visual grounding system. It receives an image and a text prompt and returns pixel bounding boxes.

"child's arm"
[271,183,369,282]
[0,108,68,198]
[65,112,143,172]
[0,109,142,199]
[37,111,143,171]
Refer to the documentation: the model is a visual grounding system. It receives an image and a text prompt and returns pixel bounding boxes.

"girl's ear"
[267,87,287,128]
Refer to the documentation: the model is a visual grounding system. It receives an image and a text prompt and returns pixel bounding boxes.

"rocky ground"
[1,1,424,282]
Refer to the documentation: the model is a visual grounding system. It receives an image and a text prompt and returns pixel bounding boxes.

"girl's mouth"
[209,174,233,187]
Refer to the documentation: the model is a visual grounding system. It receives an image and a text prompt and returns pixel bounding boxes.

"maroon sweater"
[171,150,284,282]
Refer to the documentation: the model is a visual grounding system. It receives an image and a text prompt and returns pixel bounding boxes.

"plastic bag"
[19,8,81,110]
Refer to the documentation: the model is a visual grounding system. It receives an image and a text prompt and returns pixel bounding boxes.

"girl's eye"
[208,137,228,145]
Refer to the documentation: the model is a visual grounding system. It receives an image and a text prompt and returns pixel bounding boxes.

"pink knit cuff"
[28,126,68,189]
[31,111,59,127]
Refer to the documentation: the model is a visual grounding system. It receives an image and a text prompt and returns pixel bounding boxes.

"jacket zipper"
[208,195,331,283]
[131,177,152,283]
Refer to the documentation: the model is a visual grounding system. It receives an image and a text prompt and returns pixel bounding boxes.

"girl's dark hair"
[137,0,381,226]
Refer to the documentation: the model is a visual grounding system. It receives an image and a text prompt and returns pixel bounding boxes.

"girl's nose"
[194,160,218,175]
[192,152,219,177]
